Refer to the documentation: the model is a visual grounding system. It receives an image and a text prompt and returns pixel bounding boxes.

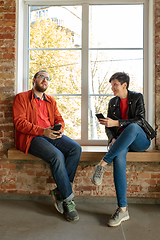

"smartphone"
[52,124,62,131]
[96,113,105,119]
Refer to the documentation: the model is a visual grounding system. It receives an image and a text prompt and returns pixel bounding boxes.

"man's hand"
[43,127,63,139]
[99,117,119,128]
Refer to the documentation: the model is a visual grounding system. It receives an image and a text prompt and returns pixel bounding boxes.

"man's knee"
[76,143,82,154]
[49,150,65,166]
[71,141,82,155]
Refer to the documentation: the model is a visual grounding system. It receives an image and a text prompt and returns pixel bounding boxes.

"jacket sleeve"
[105,99,118,143]
[12,94,44,136]
[119,93,145,128]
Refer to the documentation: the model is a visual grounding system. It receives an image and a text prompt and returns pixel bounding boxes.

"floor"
[0,196,160,240]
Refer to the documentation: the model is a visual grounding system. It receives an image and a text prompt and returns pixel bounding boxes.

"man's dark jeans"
[28,135,82,201]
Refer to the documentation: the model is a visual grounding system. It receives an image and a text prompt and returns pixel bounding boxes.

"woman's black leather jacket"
[105,90,146,143]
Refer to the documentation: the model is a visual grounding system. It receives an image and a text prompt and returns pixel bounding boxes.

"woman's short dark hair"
[109,72,130,89]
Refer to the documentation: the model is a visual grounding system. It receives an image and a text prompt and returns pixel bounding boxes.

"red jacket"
[12,89,65,154]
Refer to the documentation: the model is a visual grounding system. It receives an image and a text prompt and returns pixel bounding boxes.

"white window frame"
[16,0,155,146]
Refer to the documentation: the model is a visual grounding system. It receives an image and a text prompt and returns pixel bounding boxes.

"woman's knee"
[125,123,140,133]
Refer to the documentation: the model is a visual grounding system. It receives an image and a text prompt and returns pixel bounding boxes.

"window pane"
[29,50,81,94]
[89,50,143,95]
[89,5,143,48]
[54,96,81,139]
[29,6,82,48]
[27,3,145,145]
[88,96,112,140]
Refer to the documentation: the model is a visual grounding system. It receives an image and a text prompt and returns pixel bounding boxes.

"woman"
[91,72,152,227]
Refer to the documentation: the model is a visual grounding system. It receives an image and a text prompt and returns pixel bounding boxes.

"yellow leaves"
[29,17,81,138]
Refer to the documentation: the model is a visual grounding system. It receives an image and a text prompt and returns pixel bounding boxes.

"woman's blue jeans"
[103,123,151,207]
[28,135,82,201]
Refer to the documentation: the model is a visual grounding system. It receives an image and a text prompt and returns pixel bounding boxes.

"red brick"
[25,170,35,176]
[145,179,157,185]
[0,33,14,39]
[151,173,160,178]
[104,171,112,177]
[2,183,17,189]
[3,53,15,59]
[7,190,18,193]
[4,26,15,33]
[3,131,13,137]
[2,163,16,169]
[4,13,15,20]
[138,172,150,178]
[75,186,97,191]
[0,125,14,131]
[148,185,160,192]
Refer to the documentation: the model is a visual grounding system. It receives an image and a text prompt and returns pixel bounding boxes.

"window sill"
[7,147,160,162]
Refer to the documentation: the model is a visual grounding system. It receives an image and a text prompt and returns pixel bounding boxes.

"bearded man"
[12,70,82,222]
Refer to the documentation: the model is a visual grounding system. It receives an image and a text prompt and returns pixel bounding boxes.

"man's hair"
[33,70,49,86]
[109,72,130,89]
[33,70,49,79]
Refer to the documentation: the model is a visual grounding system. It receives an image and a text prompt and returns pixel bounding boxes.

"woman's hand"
[110,138,116,147]
[99,117,119,127]
[43,127,63,139]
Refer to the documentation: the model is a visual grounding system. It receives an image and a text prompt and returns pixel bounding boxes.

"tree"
[29,17,81,139]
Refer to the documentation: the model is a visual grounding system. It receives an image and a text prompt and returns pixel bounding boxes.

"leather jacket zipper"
[143,121,151,134]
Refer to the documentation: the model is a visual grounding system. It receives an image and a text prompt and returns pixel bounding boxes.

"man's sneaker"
[50,189,64,214]
[63,200,79,222]
[108,207,130,227]
[91,164,105,185]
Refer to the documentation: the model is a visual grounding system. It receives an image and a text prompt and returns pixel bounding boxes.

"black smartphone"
[52,124,62,131]
[96,113,105,119]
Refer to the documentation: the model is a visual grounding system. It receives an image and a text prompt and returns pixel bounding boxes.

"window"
[16,0,154,146]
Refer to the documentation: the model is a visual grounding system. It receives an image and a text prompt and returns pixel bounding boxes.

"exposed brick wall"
[156,0,160,150]
[0,0,16,157]
[0,159,160,198]
[0,1,159,198]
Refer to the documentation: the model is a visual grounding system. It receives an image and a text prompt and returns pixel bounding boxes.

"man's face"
[33,72,50,92]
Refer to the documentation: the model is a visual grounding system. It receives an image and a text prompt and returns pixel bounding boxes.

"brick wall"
[0,159,160,198]
[0,1,160,198]
[0,0,15,157]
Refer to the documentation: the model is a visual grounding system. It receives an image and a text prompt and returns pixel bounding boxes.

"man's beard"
[35,82,48,92]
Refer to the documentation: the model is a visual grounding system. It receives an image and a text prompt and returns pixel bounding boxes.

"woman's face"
[111,79,127,97]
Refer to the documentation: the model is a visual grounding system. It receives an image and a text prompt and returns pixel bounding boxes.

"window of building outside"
[19,0,153,146]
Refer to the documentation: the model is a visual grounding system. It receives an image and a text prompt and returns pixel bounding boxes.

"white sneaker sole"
[51,191,64,214]
[108,215,130,227]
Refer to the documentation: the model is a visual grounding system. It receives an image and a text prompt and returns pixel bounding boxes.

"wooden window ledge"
[7,147,160,162]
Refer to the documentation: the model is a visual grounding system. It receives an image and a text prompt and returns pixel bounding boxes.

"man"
[12,70,82,222]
